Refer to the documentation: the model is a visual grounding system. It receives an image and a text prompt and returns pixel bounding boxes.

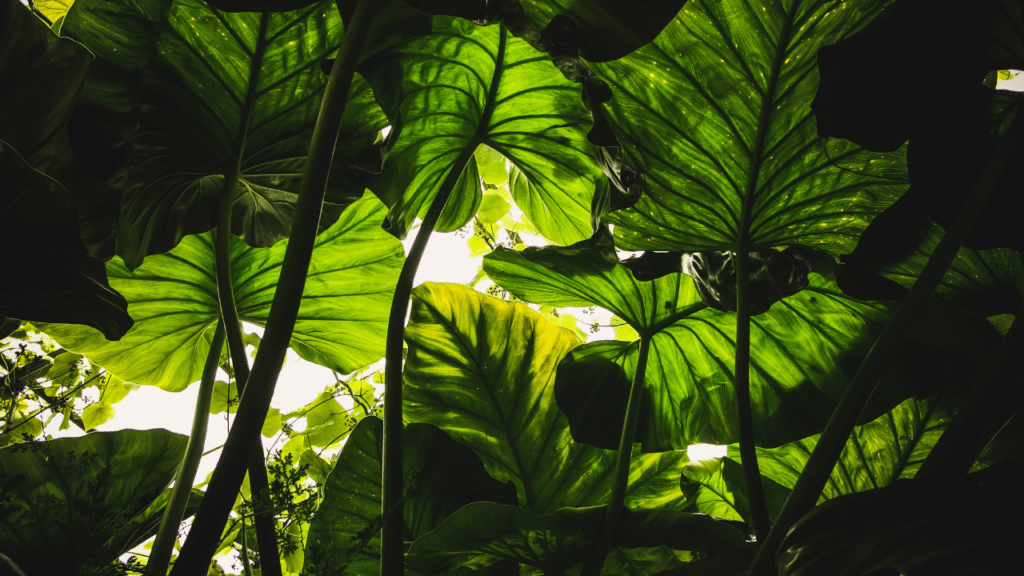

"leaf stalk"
[168,1,375,572]
[580,335,652,576]
[145,321,225,576]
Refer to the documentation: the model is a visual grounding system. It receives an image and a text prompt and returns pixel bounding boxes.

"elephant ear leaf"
[0,430,187,574]
[303,417,518,575]
[359,15,603,245]
[65,0,386,269]
[204,0,322,11]
[36,192,403,391]
[0,142,132,340]
[588,0,908,255]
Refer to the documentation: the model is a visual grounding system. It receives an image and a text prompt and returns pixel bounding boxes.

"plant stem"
[917,315,1023,477]
[145,321,225,576]
[734,249,771,541]
[168,1,375,572]
[580,336,652,576]
[381,142,480,576]
[240,512,254,576]
[746,110,1024,576]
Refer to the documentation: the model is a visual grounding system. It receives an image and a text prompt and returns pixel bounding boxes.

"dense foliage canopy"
[2,0,1022,575]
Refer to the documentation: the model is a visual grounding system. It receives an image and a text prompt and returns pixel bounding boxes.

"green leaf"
[302,391,356,448]
[67,0,387,269]
[589,0,908,254]
[33,0,75,23]
[477,194,512,225]
[0,142,133,340]
[104,487,204,558]
[0,0,91,164]
[0,429,187,573]
[484,241,997,450]
[37,191,403,391]
[261,407,281,438]
[62,0,171,70]
[210,380,238,414]
[404,283,692,512]
[406,504,745,574]
[205,0,322,12]
[362,16,602,244]
[303,417,518,576]
[475,144,509,186]
[681,457,793,533]
[82,403,116,430]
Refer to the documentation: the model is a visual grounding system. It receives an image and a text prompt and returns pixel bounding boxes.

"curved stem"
[145,322,225,576]
[381,143,480,576]
[168,2,375,573]
[746,109,1024,576]
[581,336,651,576]
[917,315,1024,477]
[734,249,771,541]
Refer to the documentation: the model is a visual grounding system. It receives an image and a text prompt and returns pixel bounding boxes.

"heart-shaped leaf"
[588,0,908,254]
[404,283,693,512]
[483,240,997,450]
[37,191,403,391]
[64,0,387,269]
[360,15,603,245]
[0,429,187,573]
[303,417,518,576]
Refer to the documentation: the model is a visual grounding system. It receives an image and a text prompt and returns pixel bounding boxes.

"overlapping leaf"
[483,241,997,450]
[64,0,387,269]
[37,192,403,391]
[0,430,187,573]
[303,417,518,575]
[0,142,132,340]
[588,0,908,253]
[404,283,692,512]
[360,16,602,244]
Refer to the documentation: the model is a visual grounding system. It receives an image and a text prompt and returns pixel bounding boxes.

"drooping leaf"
[681,457,790,535]
[0,429,187,573]
[404,283,693,512]
[588,0,908,254]
[103,487,204,560]
[483,240,997,450]
[811,0,1024,249]
[65,0,387,269]
[0,142,132,340]
[776,462,1024,576]
[0,0,91,165]
[360,15,602,244]
[37,191,403,392]
[406,504,745,574]
[302,417,518,576]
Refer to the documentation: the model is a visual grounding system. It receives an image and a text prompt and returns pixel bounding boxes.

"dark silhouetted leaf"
[0,430,187,574]
[0,142,132,340]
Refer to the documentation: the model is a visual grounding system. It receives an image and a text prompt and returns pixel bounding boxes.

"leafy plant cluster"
[2,0,1023,575]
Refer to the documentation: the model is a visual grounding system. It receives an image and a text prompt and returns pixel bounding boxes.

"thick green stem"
[734,249,771,541]
[381,143,480,576]
[145,321,225,576]
[215,209,282,576]
[917,315,1023,477]
[168,1,374,572]
[580,336,652,576]
[746,111,1024,576]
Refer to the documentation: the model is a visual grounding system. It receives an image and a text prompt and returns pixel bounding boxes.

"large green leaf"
[361,16,603,244]
[406,504,745,574]
[65,0,387,269]
[404,283,692,513]
[681,457,790,534]
[0,0,91,165]
[0,429,187,574]
[303,417,518,576]
[37,191,403,391]
[483,241,997,450]
[0,142,132,340]
[588,0,908,253]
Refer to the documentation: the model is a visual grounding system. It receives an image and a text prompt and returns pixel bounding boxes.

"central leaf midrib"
[229,12,272,173]
[735,9,795,252]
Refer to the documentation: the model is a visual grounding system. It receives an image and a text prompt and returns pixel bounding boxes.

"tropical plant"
[1,0,1022,575]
